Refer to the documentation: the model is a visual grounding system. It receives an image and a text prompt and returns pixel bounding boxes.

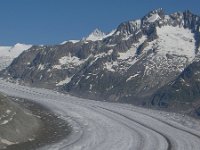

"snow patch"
[85,76,90,79]
[89,53,106,67]
[147,14,161,23]
[118,47,136,60]
[107,49,113,55]
[6,110,11,114]
[104,62,116,72]
[118,36,147,60]
[0,138,15,145]
[155,26,195,61]
[126,74,139,82]
[38,64,45,70]
[56,77,72,86]
[53,54,89,70]
[53,65,62,70]
[1,120,9,125]
[89,84,93,90]
[59,54,84,66]
[122,34,132,41]
[144,26,195,62]
[39,75,43,80]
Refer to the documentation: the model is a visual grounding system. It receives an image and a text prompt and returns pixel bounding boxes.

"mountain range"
[2,8,200,116]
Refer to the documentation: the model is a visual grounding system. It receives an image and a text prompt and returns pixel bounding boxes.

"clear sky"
[0,0,200,45]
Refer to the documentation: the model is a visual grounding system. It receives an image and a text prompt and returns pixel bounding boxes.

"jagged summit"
[142,8,165,23]
[85,28,106,41]
[60,9,199,45]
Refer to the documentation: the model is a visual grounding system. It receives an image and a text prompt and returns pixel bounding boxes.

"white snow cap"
[11,43,32,51]
[61,28,116,44]
[145,8,163,23]
[147,14,161,23]
[85,28,116,41]
[0,43,32,70]
[60,40,79,45]
[0,43,32,58]
[60,29,106,44]
[85,28,106,41]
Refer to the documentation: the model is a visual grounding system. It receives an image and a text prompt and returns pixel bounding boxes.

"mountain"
[85,28,107,41]
[2,9,200,116]
[0,43,32,70]
[85,28,117,41]
[60,29,115,44]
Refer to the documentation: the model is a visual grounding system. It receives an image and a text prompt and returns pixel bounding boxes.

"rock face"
[152,59,200,115]
[2,9,200,114]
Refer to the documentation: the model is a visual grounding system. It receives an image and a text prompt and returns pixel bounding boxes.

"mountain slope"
[2,9,200,115]
[152,58,200,115]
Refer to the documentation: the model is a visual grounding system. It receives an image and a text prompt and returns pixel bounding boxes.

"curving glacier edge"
[0,79,200,150]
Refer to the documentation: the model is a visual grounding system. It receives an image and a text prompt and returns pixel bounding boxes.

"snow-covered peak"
[0,43,32,70]
[0,43,32,58]
[11,43,32,52]
[143,8,164,23]
[147,13,161,23]
[84,28,116,42]
[85,28,106,41]
[7,43,32,57]
[60,40,79,45]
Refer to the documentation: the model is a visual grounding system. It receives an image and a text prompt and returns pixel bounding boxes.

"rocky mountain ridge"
[2,9,200,115]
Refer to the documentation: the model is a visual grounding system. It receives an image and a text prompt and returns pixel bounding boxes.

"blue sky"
[0,0,200,45]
